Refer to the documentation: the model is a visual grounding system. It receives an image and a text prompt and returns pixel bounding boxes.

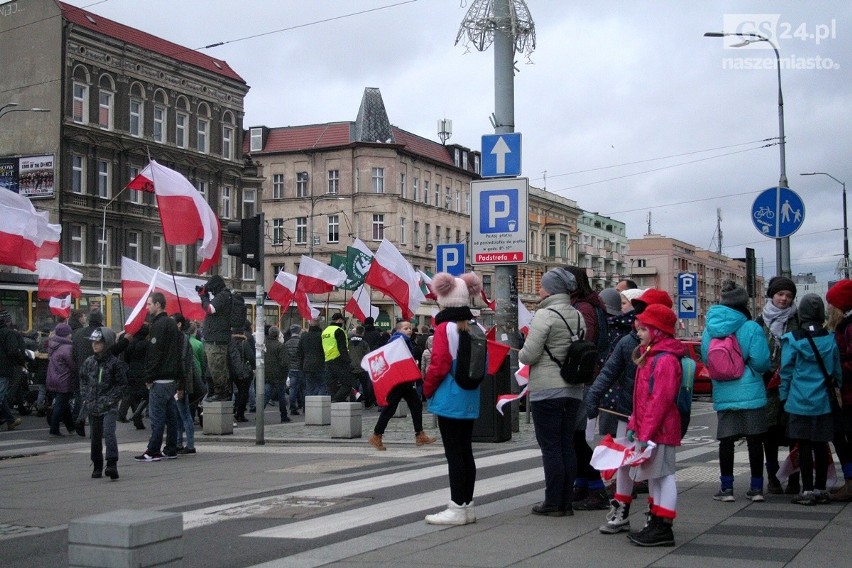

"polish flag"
[124,269,159,336]
[37,260,82,299]
[361,337,421,406]
[49,295,73,319]
[345,284,379,322]
[480,289,496,310]
[518,299,534,336]
[418,271,436,300]
[351,237,374,258]
[496,364,530,415]
[365,239,425,320]
[127,160,221,274]
[486,325,496,341]
[0,187,61,270]
[121,257,207,321]
[590,435,657,480]
[268,269,319,320]
[487,340,511,375]
[295,255,346,294]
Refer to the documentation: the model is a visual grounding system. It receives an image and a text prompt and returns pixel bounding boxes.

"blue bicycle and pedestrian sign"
[751,186,805,239]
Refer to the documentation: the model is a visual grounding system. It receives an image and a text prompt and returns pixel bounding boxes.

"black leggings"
[796,439,830,492]
[438,416,476,505]
[719,434,764,478]
[373,383,423,434]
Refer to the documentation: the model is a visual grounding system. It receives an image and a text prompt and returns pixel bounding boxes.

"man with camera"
[197,275,233,401]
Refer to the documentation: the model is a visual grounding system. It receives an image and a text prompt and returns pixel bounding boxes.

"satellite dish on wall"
[425,244,434,252]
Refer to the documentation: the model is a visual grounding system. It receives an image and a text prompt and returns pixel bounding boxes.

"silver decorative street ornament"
[455,0,536,62]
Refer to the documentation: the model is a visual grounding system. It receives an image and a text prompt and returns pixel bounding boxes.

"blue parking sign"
[436,243,466,276]
[478,189,519,234]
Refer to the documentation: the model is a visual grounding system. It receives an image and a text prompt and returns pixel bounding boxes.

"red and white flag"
[351,237,374,258]
[518,299,534,336]
[496,364,530,415]
[127,160,221,274]
[37,259,82,300]
[487,340,511,375]
[365,239,425,320]
[418,270,436,300]
[590,435,657,481]
[480,289,496,310]
[49,295,73,319]
[121,257,206,321]
[361,338,421,406]
[295,255,346,295]
[0,187,61,270]
[345,284,379,322]
[268,269,318,320]
[124,269,159,336]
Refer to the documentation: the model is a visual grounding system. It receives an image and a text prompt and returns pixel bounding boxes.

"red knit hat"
[631,288,674,314]
[636,304,676,336]
[827,279,852,311]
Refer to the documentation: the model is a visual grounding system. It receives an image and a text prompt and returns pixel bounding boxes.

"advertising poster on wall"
[0,157,18,192]
[18,155,55,199]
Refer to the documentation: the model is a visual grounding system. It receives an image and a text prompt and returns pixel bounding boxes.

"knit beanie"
[432,272,482,309]
[827,280,852,311]
[720,280,749,311]
[267,326,280,339]
[631,288,673,314]
[636,304,677,336]
[599,288,622,316]
[289,324,302,335]
[88,311,104,326]
[621,288,645,304]
[540,267,577,296]
[54,323,72,337]
[767,276,797,299]
[797,293,826,326]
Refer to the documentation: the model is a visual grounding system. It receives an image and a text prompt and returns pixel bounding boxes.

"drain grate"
[0,523,46,537]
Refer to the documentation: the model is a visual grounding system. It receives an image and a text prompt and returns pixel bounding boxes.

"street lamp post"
[704,31,790,277]
[0,103,50,120]
[801,172,849,279]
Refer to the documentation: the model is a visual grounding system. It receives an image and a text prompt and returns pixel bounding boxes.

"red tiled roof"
[57,1,245,84]
[391,127,454,167]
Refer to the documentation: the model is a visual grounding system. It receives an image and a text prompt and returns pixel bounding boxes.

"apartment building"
[576,212,629,291]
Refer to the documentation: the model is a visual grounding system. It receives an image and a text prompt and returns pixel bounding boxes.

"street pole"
[801,172,849,279]
[254,212,266,444]
[704,32,789,277]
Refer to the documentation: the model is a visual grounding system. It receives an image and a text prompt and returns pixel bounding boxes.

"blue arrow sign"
[481,133,522,178]
[751,186,805,239]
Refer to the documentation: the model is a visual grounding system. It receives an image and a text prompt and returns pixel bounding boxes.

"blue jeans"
[146,381,179,455]
[90,410,118,465]
[50,391,74,434]
[0,376,15,425]
[288,370,304,411]
[531,397,582,510]
[176,393,195,450]
[303,370,327,397]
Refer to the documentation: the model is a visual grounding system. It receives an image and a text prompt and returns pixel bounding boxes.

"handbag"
[804,331,843,414]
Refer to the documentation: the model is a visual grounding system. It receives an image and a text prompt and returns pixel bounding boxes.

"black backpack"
[543,308,598,385]
[592,305,611,366]
[454,322,488,390]
[230,292,248,331]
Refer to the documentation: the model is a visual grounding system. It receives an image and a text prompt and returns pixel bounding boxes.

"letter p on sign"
[479,189,519,233]
[436,243,465,276]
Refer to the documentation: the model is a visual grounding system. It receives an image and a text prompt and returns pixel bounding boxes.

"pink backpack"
[706,334,745,381]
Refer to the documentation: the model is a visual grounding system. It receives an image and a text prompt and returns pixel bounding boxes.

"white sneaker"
[425,501,468,525]
[463,501,476,523]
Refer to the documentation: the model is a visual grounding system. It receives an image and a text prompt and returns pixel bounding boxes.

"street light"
[801,172,849,279]
[704,31,790,277]
[0,102,50,120]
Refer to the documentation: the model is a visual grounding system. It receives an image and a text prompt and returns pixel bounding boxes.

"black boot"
[628,516,675,547]
[104,460,119,481]
[92,461,103,479]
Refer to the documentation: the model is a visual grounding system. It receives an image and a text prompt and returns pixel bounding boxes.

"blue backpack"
[648,353,695,439]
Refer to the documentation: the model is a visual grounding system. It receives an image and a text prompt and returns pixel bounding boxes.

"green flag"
[329,248,371,290]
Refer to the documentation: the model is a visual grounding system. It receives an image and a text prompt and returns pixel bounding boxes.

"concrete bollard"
[422,412,437,429]
[305,395,331,425]
[202,400,233,435]
[394,403,408,418]
[331,402,363,438]
[68,509,182,568]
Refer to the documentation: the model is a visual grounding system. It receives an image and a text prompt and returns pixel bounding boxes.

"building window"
[243,188,256,218]
[72,82,88,123]
[399,173,406,198]
[97,160,110,199]
[423,181,429,205]
[127,231,140,261]
[327,215,339,243]
[272,218,284,245]
[98,91,113,130]
[445,186,452,209]
[174,245,186,273]
[412,177,419,201]
[296,172,308,198]
[445,227,451,243]
[474,155,480,174]
[483,274,491,297]
[425,223,431,244]
[98,231,110,268]
[436,225,441,245]
[128,166,142,204]
[197,118,209,153]
[400,218,407,244]
[249,127,263,152]
[327,170,339,194]
[175,111,188,148]
[220,186,231,218]
[434,182,440,208]
[242,264,256,281]
[71,155,85,194]
[560,234,568,259]
[463,152,468,170]
[70,224,84,264]
[195,180,207,201]
[129,98,143,137]
[152,234,163,269]
[548,234,556,258]
[454,148,461,167]
[295,217,307,245]
[272,174,284,199]
[222,125,234,160]
[153,105,166,142]
[372,167,384,193]
[220,249,232,279]
[413,221,420,246]
[372,214,385,241]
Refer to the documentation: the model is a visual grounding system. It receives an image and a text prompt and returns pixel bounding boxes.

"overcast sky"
[65,0,852,283]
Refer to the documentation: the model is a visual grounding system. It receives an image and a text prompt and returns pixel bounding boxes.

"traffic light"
[227,214,262,269]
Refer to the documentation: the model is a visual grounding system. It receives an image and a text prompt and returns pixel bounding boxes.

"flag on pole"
[590,435,657,481]
[351,238,374,258]
[344,245,373,289]
[127,160,221,274]
[49,295,73,319]
[0,186,61,270]
[268,269,319,320]
[124,268,160,335]
[496,364,530,415]
[480,289,496,310]
[37,259,82,299]
[486,340,511,375]
[418,270,436,300]
[295,255,347,294]
[345,284,379,322]
[361,338,421,406]
[121,257,206,321]
[518,299,534,335]
[365,239,425,320]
